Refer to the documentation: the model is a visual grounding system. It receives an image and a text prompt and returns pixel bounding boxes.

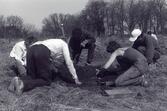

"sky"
[0,0,89,29]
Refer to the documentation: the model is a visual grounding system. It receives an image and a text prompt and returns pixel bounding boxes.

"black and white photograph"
[0,0,167,110]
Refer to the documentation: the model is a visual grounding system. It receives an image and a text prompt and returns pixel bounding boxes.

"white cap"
[129,29,142,42]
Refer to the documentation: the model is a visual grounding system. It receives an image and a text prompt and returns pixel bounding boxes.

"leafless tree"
[5,15,23,38]
[0,15,5,37]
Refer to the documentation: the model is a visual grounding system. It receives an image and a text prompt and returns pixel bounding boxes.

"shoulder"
[16,41,24,45]
[42,39,66,44]
[145,34,153,40]
[144,34,154,42]
[48,39,68,47]
[14,41,25,48]
[113,48,126,56]
[151,34,158,40]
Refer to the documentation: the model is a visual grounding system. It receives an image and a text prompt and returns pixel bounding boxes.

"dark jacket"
[132,33,160,64]
[69,31,96,52]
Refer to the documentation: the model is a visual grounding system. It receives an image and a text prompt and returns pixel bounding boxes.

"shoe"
[8,77,24,96]
[141,75,149,87]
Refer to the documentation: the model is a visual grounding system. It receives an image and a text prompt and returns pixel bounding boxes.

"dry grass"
[0,36,167,111]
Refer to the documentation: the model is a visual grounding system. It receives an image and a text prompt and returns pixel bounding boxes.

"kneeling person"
[130,29,160,64]
[8,39,82,95]
[9,36,37,76]
[97,41,149,87]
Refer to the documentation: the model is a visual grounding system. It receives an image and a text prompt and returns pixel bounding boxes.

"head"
[24,36,37,48]
[129,29,142,43]
[147,31,152,35]
[106,41,121,53]
[72,28,82,38]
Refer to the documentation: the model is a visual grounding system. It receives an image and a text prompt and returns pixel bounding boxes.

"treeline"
[0,15,39,38]
[42,0,167,37]
[0,0,167,38]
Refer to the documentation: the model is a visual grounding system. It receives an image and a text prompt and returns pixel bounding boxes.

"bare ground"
[0,36,167,111]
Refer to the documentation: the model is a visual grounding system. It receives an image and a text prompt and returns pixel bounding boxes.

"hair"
[147,31,152,35]
[72,28,82,38]
[24,35,37,47]
[137,32,144,39]
[106,41,121,53]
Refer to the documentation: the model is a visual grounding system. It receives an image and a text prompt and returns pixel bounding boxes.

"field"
[1,36,167,111]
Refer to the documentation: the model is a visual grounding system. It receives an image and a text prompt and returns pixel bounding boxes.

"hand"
[74,79,82,85]
[96,68,107,78]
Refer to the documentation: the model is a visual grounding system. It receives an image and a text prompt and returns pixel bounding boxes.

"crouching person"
[9,36,37,76]
[131,29,161,64]
[69,28,96,65]
[8,39,82,95]
[97,41,149,87]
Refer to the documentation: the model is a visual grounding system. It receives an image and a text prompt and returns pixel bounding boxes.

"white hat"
[129,29,142,42]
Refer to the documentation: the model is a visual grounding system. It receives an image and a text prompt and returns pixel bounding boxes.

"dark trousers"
[71,43,96,64]
[21,44,52,91]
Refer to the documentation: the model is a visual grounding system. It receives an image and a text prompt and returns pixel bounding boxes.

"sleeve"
[83,32,96,44]
[145,37,154,64]
[10,43,25,65]
[103,50,117,69]
[151,34,158,40]
[62,42,79,80]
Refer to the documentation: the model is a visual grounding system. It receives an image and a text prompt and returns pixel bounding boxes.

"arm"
[103,50,119,69]
[83,32,96,44]
[10,44,25,65]
[96,49,121,78]
[62,42,81,84]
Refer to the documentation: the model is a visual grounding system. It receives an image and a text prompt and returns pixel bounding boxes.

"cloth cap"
[129,29,142,42]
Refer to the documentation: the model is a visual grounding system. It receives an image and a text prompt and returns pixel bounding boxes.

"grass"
[0,36,167,111]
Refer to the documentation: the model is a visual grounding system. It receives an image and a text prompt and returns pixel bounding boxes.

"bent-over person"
[8,39,82,95]
[130,29,160,64]
[97,41,149,87]
[9,36,37,76]
[69,28,96,65]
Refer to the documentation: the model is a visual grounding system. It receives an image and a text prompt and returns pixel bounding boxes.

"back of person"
[69,28,82,50]
[123,47,147,62]
[69,37,82,52]
[116,47,146,70]
[33,39,67,58]
[133,33,160,52]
